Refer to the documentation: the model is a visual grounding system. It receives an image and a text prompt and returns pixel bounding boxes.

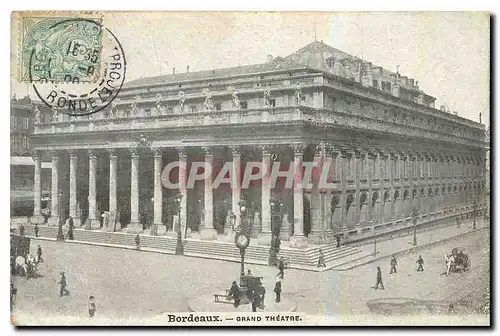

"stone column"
[127,148,142,233]
[309,143,325,244]
[177,147,188,234]
[32,151,44,223]
[48,152,60,226]
[259,145,272,244]
[367,149,376,222]
[378,149,388,222]
[201,146,217,240]
[87,150,100,229]
[340,146,348,230]
[108,149,120,231]
[230,146,241,230]
[290,143,308,248]
[354,148,362,226]
[69,150,80,226]
[153,148,164,234]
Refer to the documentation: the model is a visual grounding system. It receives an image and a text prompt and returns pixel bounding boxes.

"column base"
[125,222,143,234]
[257,231,273,245]
[48,216,60,227]
[74,216,81,228]
[200,227,218,240]
[289,235,308,249]
[31,215,45,225]
[279,229,291,241]
[307,231,326,245]
[85,218,101,230]
[156,224,167,236]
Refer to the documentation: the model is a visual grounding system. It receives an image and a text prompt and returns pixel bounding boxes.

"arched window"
[454,185,457,193]
[435,187,439,195]
[346,193,354,214]
[331,193,340,214]
[372,192,379,208]
[442,186,446,194]
[412,189,417,199]
[384,191,390,203]
[394,190,400,201]
[403,189,409,200]
[359,192,367,209]
[428,187,433,196]
[448,186,452,193]
[420,188,425,197]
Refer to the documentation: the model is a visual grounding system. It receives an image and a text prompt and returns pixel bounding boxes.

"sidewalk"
[332,218,489,270]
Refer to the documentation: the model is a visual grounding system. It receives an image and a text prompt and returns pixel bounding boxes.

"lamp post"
[56,191,65,241]
[411,207,419,246]
[174,194,184,255]
[472,200,477,230]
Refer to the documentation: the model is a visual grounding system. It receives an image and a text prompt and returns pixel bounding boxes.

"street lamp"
[56,191,65,241]
[174,194,184,255]
[411,207,419,246]
[472,200,477,230]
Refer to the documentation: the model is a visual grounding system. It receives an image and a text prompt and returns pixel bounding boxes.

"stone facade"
[29,41,488,247]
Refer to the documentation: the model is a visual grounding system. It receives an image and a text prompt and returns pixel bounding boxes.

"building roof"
[124,58,309,88]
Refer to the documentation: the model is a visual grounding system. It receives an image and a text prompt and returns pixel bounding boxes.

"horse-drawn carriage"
[11,234,37,278]
[445,248,471,275]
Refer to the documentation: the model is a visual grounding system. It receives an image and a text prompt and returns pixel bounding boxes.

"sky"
[11,11,490,125]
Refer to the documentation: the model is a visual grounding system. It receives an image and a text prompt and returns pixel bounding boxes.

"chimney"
[267,54,274,63]
[173,67,176,75]
[440,105,446,112]
[186,65,190,73]
[409,78,414,87]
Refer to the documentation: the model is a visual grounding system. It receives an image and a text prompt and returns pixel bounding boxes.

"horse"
[15,255,37,278]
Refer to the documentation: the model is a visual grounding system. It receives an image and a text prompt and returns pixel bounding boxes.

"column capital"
[177,146,188,158]
[229,145,241,157]
[129,147,140,157]
[89,149,98,159]
[313,142,325,157]
[50,150,59,159]
[69,149,78,159]
[107,148,118,157]
[260,144,273,155]
[152,147,163,158]
[376,148,388,158]
[202,146,214,156]
[292,143,306,156]
[367,148,378,160]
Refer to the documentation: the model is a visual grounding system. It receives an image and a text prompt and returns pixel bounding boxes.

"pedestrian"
[37,245,43,262]
[247,269,252,276]
[19,224,25,237]
[58,272,70,297]
[336,233,341,248]
[228,281,241,308]
[88,296,96,318]
[277,257,285,279]
[10,282,17,310]
[389,255,397,274]
[317,249,326,268]
[34,222,39,237]
[256,280,266,309]
[251,291,258,312]
[274,278,282,303]
[417,255,424,272]
[175,231,184,255]
[67,217,74,240]
[374,266,385,290]
[456,217,460,228]
[135,234,140,250]
[274,234,281,255]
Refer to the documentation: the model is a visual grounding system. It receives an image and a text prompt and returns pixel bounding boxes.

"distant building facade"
[11,96,51,217]
[30,41,487,247]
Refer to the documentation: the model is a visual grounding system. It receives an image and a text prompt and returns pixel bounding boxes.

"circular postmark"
[26,18,126,116]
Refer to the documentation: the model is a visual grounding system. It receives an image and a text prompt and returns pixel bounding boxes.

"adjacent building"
[30,41,487,247]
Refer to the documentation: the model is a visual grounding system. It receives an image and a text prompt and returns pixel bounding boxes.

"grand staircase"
[15,224,365,271]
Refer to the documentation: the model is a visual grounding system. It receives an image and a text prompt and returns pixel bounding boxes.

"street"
[11,226,490,322]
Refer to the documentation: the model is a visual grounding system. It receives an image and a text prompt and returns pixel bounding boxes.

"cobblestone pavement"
[11,221,489,323]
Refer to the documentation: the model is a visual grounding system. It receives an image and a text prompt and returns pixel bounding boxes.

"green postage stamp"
[18,12,103,83]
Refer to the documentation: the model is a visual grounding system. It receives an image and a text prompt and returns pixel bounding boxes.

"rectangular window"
[22,135,29,149]
[215,103,222,111]
[144,108,151,117]
[10,116,16,130]
[387,82,392,92]
[240,101,248,109]
[190,105,197,112]
[373,80,378,88]
[23,117,29,129]
[269,99,276,107]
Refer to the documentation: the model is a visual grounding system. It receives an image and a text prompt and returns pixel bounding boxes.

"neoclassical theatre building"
[31,41,487,248]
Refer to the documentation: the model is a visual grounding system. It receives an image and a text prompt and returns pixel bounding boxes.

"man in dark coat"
[389,255,397,274]
[34,222,39,237]
[277,257,285,279]
[274,235,281,255]
[135,234,140,250]
[274,279,282,303]
[58,272,70,296]
[416,255,424,272]
[67,217,74,240]
[374,266,385,290]
[37,245,43,262]
[317,249,326,268]
[10,282,17,309]
[88,296,96,318]
[256,281,266,309]
[336,233,341,248]
[19,224,25,237]
[228,281,241,308]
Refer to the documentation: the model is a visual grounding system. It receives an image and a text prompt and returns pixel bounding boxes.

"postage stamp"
[14,12,126,116]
